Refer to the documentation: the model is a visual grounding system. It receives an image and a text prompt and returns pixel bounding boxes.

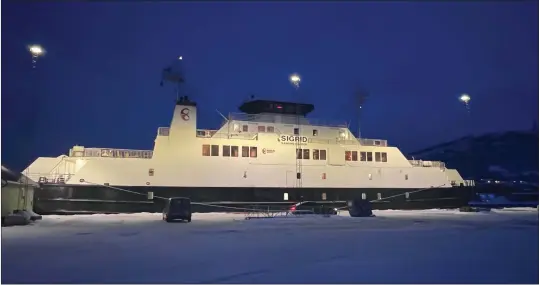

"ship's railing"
[196,129,258,140]
[359,138,388,147]
[228,113,348,128]
[451,180,475,186]
[409,160,446,169]
[24,172,73,184]
[71,148,153,159]
[158,127,170,136]
[196,129,218,138]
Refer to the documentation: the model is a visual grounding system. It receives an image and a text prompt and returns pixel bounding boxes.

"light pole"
[289,73,302,193]
[459,93,473,184]
[24,44,46,199]
[356,88,369,139]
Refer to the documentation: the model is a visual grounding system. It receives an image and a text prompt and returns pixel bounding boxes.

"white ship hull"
[24,98,475,214]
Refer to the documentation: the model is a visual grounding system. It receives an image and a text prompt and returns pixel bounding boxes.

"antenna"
[355,86,369,139]
[216,109,228,121]
[161,56,186,102]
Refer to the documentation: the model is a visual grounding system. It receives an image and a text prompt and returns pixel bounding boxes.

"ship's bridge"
[238,99,314,116]
[233,99,347,128]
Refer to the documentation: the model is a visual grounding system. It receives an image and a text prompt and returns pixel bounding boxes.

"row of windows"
[202,144,388,163]
[345,151,388,162]
[239,125,319,136]
[295,149,327,160]
[241,125,276,133]
[202,144,258,158]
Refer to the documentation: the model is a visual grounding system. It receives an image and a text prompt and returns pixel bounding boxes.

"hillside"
[409,131,538,182]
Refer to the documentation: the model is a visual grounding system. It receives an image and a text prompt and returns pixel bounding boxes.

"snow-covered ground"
[2,208,538,283]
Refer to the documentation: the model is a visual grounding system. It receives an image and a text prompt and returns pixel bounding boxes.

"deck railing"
[70,148,154,159]
[158,125,390,148]
[228,113,348,128]
[359,138,388,147]
[158,127,170,136]
[409,160,446,169]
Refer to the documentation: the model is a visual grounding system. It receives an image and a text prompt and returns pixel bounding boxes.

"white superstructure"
[24,98,467,189]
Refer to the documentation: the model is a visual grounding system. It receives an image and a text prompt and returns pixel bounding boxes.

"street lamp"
[459,93,471,112]
[28,44,45,68]
[289,73,302,191]
[289,73,301,89]
[459,93,473,185]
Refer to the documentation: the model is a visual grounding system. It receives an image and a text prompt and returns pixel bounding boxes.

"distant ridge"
[409,130,538,182]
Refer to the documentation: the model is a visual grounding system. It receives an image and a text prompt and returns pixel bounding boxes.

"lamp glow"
[289,73,301,89]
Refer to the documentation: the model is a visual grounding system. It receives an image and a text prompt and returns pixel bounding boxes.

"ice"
[2,209,538,283]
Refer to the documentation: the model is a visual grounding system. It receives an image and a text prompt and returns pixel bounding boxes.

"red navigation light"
[276,104,283,109]
[290,206,296,211]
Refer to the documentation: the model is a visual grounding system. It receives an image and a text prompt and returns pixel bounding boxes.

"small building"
[1,165,37,219]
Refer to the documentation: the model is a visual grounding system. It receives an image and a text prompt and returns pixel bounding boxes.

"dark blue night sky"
[2,1,537,171]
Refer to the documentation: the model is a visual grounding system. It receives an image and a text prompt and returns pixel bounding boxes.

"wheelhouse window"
[211,145,219,156]
[375,152,381,162]
[381,152,388,162]
[296,149,303,159]
[345,151,352,161]
[303,149,310,160]
[313,129,318,136]
[250,147,258,158]
[231,146,239,157]
[294,128,299,135]
[202,144,210,156]
[360,151,367,161]
[258,126,265,132]
[267,126,275,133]
[242,146,249,157]
[223,145,231,157]
[242,125,248,132]
[366,152,373,162]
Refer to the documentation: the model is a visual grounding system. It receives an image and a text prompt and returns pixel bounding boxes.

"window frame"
[223,145,231,157]
[352,151,358,161]
[345,151,352,161]
[313,149,320,160]
[319,149,327,160]
[303,149,310,160]
[210,145,219,156]
[242,146,250,157]
[250,146,258,158]
[202,144,210,156]
[366,152,373,162]
[231,146,239,157]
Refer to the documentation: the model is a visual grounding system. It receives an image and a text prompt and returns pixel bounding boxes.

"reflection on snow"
[2,208,537,284]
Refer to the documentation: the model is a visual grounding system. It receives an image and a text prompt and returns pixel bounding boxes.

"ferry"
[22,61,475,214]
